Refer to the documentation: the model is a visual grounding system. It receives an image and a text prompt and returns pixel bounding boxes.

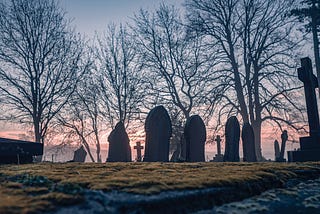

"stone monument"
[143,106,172,162]
[73,145,87,162]
[274,140,280,161]
[241,122,257,162]
[224,116,240,162]
[0,138,43,164]
[107,121,131,162]
[288,57,320,162]
[134,141,144,162]
[212,135,224,162]
[184,115,206,162]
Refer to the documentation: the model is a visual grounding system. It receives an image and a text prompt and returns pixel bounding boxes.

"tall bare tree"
[186,0,305,160]
[132,4,222,123]
[95,24,147,129]
[0,0,88,144]
[55,70,104,162]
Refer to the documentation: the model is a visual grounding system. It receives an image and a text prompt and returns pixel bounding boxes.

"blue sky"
[60,0,184,37]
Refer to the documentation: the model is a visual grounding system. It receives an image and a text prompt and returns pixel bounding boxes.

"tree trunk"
[311,1,320,96]
[252,120,263,161]
[34,120,41,143]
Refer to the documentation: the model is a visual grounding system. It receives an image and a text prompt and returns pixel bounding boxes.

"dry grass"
[0,162,319,213]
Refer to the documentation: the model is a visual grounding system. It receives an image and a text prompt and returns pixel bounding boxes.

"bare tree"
[56,72,104,163]
[132,4,222,123]
[186,0,305,160]
[95,24,147,129]
[0,0,89,144]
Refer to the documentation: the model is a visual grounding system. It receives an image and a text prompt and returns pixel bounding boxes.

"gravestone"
[134,142,144,162]
[274,140,280,161]
[278,130,288,162]
[107,121,131,162]
[73,145,87,162]
[143,106,172,162]
[0,138,43,164]
[241,122,257,162]
[212,135,224,162]
[288,57,320,162]
[224,116,240,162]
[184,115,206,162]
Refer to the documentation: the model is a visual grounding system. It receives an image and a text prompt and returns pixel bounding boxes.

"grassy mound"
[0,162,320,213]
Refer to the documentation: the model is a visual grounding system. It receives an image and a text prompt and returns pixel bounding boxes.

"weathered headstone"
[73,145,87,162]
[241,122,257,162]
[0,138,43,164]
[288,57,320,161]
[134,141,144,162]
[224,116,240,162]
[274,140,280,161]
[184,115,206,162]
[278,130,288,162]
[107,121,131,162]
[144,106,172,162]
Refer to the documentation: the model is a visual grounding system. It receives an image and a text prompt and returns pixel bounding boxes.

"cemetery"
[1,57,320,213]
[0,0,319,211]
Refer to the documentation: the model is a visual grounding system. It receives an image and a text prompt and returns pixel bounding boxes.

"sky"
[60,0,185,38]
[0,0,303,161]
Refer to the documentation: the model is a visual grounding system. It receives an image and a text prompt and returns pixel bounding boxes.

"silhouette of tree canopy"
[95,24,147,129]
[291,0,320,95]
[0,0,89,144]
[55,71,103,163]
[186,0,305,160]
[132,4,223,122]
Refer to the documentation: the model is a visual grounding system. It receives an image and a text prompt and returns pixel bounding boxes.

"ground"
[0,162,320,213]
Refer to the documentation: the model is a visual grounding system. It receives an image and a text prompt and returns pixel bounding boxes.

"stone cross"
[298,57,320,138]
[134,141,144,162]
[215,135,222,155]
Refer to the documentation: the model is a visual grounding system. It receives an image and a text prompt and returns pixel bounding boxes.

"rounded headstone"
[144,106,172,162]
[224,116,240,162]
[107,121,131,162]
[241,122,257,162]
[184,115,206,162]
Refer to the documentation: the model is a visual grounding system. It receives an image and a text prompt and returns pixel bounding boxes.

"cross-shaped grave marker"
[134,141,144,162]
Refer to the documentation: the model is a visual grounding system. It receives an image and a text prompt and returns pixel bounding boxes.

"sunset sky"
[0,0,307,161]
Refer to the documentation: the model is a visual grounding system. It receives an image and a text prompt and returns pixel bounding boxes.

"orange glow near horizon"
[0,121,304,161]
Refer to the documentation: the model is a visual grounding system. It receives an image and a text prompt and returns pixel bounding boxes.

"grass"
[0,162,320,213]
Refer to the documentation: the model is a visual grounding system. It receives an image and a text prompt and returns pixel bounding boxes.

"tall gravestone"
[274,140,280,161]
[143,106,172,162]
[241,122,257,162]
[184,115,206,162]
[107,121,131,162]
[288,58,320,162]
[224,116,240,162]
[278,130,288,162]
